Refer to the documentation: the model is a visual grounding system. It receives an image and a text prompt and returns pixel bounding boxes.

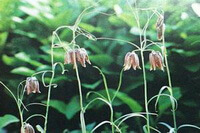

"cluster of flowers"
[123,51,164,71]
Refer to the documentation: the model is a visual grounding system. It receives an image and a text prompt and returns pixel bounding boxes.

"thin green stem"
[0,82,24,132]
[74,62,86,133]
[111,68,124,102]
[93,66,114,133]
[140,51,150,133]
[44,34,56,133]
[162,30,177,132]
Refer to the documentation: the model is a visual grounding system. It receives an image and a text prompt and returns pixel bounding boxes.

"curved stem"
[0,82,24,132]
[96,37,140,49]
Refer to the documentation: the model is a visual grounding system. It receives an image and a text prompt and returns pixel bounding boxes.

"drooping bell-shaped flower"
[149,51,164,71]
[156,14,165,40]
[123,51,141,71]
[64,48,91,68]
[64,49,76,65]
[26,77,40,95]
[21,123,35,133]
[76,48,91,67]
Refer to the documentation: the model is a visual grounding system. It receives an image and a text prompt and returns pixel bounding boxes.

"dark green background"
[0,0,200,132]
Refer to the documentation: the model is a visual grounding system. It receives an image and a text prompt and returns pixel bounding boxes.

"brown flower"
[156,14,164,40]
[26,77,40,95]
[123,51,141,71]
[64,49,76,65]
[21,123,35,133]
[149,51,164,71]
[64,48,91,68]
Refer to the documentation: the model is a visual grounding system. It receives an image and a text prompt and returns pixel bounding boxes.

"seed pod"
[156,14,164,40]
[21,123,35,133]
[26,77,40,95]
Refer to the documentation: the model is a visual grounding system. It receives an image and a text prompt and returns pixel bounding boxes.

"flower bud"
[123,51,141,71]
[26,77,40,95]
[156,14,164,40]
[21,123,35,133]
[149,51,164,71]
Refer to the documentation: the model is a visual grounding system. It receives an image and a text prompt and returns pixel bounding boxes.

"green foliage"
[0,114,19,129]
[46,96,80,120]
[0,0,200,132]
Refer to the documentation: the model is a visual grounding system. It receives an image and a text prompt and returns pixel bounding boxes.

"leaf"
[184,63,200,72]
[11,67,35,76]
[65,96,80,119]
[48,100,66,115]
[79,23,103,33]
[0,32,8,49]
[90,54,113,67]
[110,90,143,112]
[46,96,80,120]
[0,114,19,129]
[82,80,102,90]
[2,54,18,66]
[15,52,43,67]
[171,48,200,57]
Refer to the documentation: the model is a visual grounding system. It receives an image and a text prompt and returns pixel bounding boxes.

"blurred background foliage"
[0,0,200,132]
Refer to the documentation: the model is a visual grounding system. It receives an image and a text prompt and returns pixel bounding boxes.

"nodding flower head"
[26,77,40,95]
[21,123,35,133]
[149,51,164,71]
[156,14,165,40]
[123,51,141,71]
[64,48,91,68]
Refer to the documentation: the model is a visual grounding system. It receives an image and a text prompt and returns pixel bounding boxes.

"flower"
[156,14,165,40]
[123,51,141,71]
[149,51,164,71]
[21,123,35,133]
[64,49,76,65]
[26,77,40,95]
[64,48,91,68]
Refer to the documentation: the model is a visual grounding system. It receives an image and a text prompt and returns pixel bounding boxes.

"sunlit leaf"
[11,67,35,76]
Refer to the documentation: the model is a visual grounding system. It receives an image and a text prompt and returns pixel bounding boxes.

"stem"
[94,66,114,132]
[162,30,177,132]
[0,82,24,132]
[43,72,54,133]
[74,64,87,133]
[44,35,55,132]
[140,51,150,133]
[112,68,124,102]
